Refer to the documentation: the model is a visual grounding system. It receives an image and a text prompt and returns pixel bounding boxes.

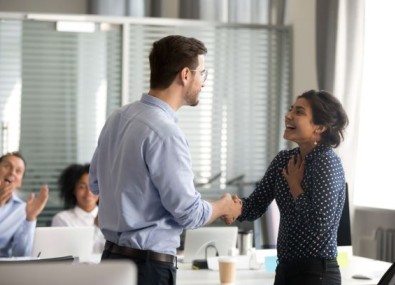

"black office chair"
[337,183,352,246]
[378,262,395,285]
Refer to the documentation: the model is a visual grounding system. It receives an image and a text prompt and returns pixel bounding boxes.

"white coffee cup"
[218,257,236,285]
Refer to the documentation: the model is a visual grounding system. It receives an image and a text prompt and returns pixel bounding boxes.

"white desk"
[341,256,392,285]
[177,256,392,285]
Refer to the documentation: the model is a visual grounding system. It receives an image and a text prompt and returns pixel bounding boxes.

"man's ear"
[180,67,191,84]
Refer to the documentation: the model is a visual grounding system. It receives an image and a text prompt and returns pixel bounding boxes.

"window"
[353,0,395,209]
[0,19,122,206]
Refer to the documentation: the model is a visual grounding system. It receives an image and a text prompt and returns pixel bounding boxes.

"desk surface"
[177,256,392,285]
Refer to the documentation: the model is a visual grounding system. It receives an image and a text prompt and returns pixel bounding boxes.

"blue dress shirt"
[238,144,346,262]
[90,94,212,255]
[0,194,36,257]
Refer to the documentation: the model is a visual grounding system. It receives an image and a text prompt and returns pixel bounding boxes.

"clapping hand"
[26,184,49,221]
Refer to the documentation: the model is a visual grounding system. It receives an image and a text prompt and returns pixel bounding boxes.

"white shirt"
[51,206,105,254]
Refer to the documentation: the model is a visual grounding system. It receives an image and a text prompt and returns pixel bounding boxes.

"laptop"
[182,227,238,263]
[0,260,137,285]
[32,226,94,260]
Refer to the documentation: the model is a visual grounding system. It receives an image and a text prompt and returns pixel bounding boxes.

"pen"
[37,251,41,259]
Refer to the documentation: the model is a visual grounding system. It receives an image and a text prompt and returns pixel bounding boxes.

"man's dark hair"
[149,35,207,89]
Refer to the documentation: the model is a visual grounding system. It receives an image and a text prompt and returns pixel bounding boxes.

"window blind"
[13,20,121,207]
[0,20,22,154]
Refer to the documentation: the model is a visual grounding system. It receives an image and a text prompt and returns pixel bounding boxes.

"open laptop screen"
[32,226,94,260]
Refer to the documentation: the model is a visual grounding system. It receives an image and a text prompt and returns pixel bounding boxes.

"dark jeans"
[102,248,177,285]
[274,258,341,285]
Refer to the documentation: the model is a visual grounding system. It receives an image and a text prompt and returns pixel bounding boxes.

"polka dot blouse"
[237,144,346,262]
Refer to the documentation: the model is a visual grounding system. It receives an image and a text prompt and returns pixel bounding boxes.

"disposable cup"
[218,257,236,285]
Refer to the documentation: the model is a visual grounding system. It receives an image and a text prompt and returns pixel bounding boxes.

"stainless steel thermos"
[237,229,253,255]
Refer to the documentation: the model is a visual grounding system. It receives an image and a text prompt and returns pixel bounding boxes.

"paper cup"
[218,257,236,285]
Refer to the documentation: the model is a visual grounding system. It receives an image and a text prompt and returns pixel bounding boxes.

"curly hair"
[298,90,349,148]
[58,163,90,209]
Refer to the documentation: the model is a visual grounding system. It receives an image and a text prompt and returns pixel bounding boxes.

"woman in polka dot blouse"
[231,90,349,285]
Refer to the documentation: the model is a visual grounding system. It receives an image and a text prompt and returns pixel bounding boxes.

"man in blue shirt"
[0,152,49,257]
[89,35,241,285]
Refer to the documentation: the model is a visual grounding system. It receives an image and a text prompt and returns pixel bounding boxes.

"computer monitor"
[182,227,238,263]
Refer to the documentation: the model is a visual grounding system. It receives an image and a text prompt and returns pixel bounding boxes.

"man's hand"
[221,194,243,225]
[206,193,242,225]
[0,180,13,206]
[26,184,49,221]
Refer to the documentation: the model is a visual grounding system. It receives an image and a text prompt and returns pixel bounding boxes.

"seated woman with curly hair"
[52,163,105,254]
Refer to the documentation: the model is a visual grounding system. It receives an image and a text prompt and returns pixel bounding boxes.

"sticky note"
[264,256,277,272]
[337,251,349,268]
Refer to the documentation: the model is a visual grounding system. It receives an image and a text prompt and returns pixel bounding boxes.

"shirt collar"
[140,93,178,123]
[74,205,98,218]
[10,193,24,204]
[303,144,329,161]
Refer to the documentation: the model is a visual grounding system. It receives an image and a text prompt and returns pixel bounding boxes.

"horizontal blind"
[0,20,22,154]
[18,20,122,207]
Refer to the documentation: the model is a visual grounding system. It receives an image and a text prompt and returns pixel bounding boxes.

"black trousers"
[101,248,177,285]
[273,258,341,285]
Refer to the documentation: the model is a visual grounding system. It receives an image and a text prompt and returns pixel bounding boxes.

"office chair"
[337,183,352,246]
[378,262,395,285]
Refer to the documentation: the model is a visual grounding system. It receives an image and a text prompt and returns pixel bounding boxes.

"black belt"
[104,241,177,266]
[280,257,338,268]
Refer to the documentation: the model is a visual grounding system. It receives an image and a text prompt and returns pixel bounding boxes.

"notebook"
[0,260,137,285]
[32,226,95,260]
[182,227,238,263]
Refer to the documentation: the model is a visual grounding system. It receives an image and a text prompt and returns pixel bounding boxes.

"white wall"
[286,0,318,95]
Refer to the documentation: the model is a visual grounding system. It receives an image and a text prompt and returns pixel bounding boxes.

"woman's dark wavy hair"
[58,163,90,209]
[298,90,349,148]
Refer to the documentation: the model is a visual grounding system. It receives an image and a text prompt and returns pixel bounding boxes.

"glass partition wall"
[0,14,292,228]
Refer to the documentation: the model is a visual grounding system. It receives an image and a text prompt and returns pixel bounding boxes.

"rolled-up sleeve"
[148,134,212,229]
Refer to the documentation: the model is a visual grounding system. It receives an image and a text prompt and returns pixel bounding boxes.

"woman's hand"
[220,194,242,224]
[282,154,305,199]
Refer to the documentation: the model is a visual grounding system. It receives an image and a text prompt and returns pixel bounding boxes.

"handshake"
[216,193,243,225]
